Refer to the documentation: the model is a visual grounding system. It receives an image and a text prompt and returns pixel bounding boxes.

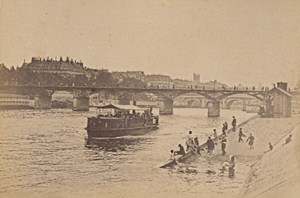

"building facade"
[22,57,86,76]
[269,82,292,118]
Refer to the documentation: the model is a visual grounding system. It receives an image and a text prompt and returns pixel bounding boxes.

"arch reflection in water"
[85,136,152,152]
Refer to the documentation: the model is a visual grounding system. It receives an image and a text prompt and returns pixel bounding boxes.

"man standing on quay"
[232,116,237,132]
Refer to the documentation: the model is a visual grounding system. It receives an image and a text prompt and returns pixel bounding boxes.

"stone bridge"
[174,94,261,110]
[222,95,263,110]
[0,85,276,117]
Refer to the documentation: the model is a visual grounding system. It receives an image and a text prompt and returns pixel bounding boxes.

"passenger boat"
[86,104,159,138]
[0,94,34,110]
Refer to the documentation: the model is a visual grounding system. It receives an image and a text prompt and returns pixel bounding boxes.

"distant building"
[22,57,86,76]
[193,73,200,83]
[173,78,191,88]
[111,71,145,83]
[200,80,228,90]
[269,82,292,118]
[85,68,109,80]
[146,74,174,88]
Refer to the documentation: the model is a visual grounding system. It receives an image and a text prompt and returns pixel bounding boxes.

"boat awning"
[96,104,142,110]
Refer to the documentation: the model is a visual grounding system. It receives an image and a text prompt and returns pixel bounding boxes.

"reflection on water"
[85,137,151,152]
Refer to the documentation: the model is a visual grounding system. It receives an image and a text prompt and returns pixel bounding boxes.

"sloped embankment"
[241,124,300,198]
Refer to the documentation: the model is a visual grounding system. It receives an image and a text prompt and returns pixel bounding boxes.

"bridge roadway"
[0,85,296,117]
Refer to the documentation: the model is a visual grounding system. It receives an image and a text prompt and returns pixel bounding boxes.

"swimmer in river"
[228,155,236,178]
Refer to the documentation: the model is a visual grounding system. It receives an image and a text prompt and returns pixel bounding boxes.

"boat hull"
[159,151,200,168]
[86,125,158,138]
[0,105,34,110]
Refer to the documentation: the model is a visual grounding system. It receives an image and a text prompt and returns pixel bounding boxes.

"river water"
[0,108,255,197]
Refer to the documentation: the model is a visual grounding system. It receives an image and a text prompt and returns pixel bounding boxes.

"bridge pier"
[159,99,173,115]
[207,101,220,117]
[34,94,52,109]
[242,100,247,111]
[73,96,89,111]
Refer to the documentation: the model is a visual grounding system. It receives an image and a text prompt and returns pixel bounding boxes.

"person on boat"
[213,129,217,138]
[170,150,175,160]
[228,155,236,178]
[186,131,194,151]
[232,116,237,132]
[175,144,185,155]
[194,137,199,147]
[194,137,201,155]
[186,130,193,140]
[238,128,246,142]
[246,133,255,149]
[221,135,227,156]
[206,137,215,154]
[187,139,197,153]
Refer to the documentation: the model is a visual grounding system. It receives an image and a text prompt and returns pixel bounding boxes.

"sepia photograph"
[0,0,300,197]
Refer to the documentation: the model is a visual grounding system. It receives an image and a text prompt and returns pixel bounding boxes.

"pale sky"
[0,0,299,87]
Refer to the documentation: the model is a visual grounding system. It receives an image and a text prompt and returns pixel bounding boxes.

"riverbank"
[184,115,300,198]
[156,115,299,198]
[240,122,300,198]
[209,115,300,197]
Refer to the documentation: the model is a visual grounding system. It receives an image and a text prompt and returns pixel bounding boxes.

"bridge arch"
[217,92,264,101]
[186,99,202,108]
[221,93,263,110]
[225,99,241,109]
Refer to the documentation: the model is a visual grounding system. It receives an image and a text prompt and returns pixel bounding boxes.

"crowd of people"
[168,116,261,178]
[167,114,296,179]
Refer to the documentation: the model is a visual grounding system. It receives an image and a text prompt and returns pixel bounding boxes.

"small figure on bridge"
[232,116,237,132]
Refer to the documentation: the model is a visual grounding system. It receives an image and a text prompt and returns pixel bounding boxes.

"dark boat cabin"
[87,104,159,130]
